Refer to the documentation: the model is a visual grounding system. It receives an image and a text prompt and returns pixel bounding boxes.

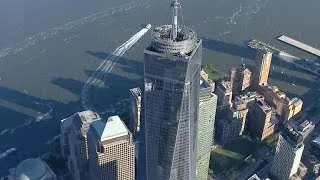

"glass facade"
[139,39,202,180]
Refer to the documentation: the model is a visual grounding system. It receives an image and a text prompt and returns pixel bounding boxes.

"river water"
[0,0,319,175]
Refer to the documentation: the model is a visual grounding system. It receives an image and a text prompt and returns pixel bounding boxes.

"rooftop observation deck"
[277,35,320,57]
[150,25,197,55]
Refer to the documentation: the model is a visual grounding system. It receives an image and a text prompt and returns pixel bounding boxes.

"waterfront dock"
[277,35,320,57]
[248,39,320,76]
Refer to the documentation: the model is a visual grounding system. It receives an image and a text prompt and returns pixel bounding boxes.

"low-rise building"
[285,97,303,120]
[8,158,57,180]
[200,69,209,81]
[298,120,315,143]
[296,162,308,179]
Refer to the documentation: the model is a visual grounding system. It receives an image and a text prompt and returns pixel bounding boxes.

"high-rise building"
[215,80,232,107]
[196,77,217,180]
[254,49,272,87]
[138,0,202,179]
[129,87,142,136]
[247,99,276,141]
[271,125,304,180]
[230,65,252,96]
[88,116,135,180]
[60,110,101,180]
[215,108,248,144]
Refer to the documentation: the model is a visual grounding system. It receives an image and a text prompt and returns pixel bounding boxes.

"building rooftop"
[299,120,315,132]
[282,124,304,148]
[77,110,100,123]
[247,174,261,180]
[242,67,252,74]
[256,99,271,113]
[130,87,142,98]
[200,77,211,89]
[61,110,100,123]
[218,80,232,93]
[150,25,198,55]
[91,116,129,142]
[14,158,55,180]
[292,97,303,106]
[233,91,262,109]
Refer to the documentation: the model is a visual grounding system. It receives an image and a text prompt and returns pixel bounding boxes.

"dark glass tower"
[138,1,202,179]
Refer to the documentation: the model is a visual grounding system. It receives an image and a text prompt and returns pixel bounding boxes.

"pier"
[248,39,320,77]
[277,35,320,57]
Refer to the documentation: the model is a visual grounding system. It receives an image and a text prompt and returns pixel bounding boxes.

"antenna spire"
[171,0,179,41]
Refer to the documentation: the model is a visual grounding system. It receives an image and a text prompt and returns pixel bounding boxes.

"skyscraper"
[60,110,101,180]
[230,65,252,96]
[271,125,304,180]
[138,0,202,179]
[196,77,217,180]
[88,116,135,180]
[129,87,142,136]
[254,49,272,87]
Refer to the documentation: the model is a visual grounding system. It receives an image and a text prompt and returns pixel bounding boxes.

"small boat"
[146,24,152,29]
[0,148,17,159]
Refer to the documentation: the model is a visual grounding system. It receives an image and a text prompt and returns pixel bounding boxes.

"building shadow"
[202,37,256,60]
[0,86,83,175]
[269,70,320,105]
[86,50,144,78]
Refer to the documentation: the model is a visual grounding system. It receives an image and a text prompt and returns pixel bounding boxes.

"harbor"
[277,35,320,57]
[248,39,320,76]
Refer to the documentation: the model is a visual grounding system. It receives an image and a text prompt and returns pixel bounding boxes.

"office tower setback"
[247,99,276,141]
[230,65,252,96]
[129,87,142,136]
[196,78,217,180]
[60,110,101,180]
[254,49,272,87]
[88,116,135,180]
[215,80,232,107]
[271,125,304,180]
[138,0,202,179]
